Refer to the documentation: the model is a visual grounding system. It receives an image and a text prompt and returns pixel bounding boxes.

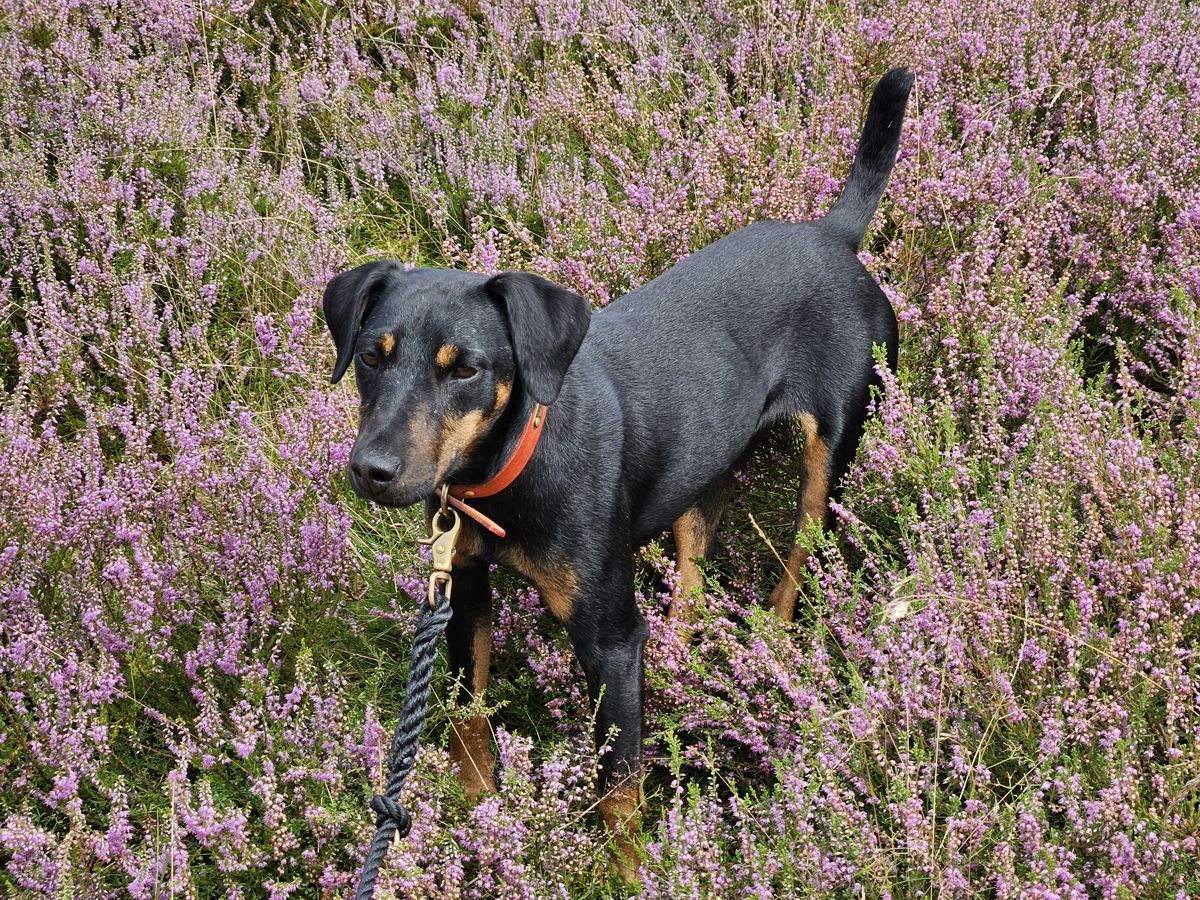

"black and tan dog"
[324,68,913,878]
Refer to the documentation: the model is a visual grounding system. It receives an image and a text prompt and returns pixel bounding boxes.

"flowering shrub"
[2,0,1199,896]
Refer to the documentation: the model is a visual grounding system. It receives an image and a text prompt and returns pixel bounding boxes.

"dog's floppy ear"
[322,261,395,384]
[486,271,591,406]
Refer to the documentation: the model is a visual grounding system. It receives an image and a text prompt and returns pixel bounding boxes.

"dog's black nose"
[349,450,398,495]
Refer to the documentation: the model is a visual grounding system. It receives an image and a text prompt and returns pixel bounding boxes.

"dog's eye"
[451,366,478,380]
[360,351,379,368]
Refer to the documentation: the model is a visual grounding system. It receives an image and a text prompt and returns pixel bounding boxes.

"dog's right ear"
[485,271,591,406]
[322,261,395,384]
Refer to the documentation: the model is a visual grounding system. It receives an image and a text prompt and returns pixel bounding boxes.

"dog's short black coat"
[324,68,914,875]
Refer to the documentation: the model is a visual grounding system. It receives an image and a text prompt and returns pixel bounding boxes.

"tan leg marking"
[599,778,644,884]
[769,413,830,622]
[448,605,496,800]
[449,715,495,800]
[673,507,711,599]
[670,507,720,635]
[498,545,578,621]
[449,621,496,801]
[669,476,735,638]
[435,344,458,368]
[379,333,395,356]
[771,543,812,622]
[536,567,578,621]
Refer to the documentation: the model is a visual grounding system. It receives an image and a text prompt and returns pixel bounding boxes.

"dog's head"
[323,262,590,507]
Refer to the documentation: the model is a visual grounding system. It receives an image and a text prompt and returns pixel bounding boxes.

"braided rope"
[355,587,454,900]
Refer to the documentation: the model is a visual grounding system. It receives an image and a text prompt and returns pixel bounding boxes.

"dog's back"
[576,70,914,535]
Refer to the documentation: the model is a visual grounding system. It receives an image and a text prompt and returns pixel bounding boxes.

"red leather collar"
[446,403,547,538]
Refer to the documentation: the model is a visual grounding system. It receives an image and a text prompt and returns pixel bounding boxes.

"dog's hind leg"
[768,413,833,621]
[669,472,736,634]
[445,563,497,800]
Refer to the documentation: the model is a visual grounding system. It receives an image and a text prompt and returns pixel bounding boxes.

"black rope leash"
[354,585,454,900]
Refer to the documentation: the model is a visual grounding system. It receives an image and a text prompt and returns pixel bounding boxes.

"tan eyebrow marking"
[379,333,395,356]
[436,344,458,368]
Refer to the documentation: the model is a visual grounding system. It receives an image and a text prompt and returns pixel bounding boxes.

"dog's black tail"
[820,68,914,249]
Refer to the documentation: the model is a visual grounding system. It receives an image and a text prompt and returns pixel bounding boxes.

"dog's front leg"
[444,562,497,801]
[566,559,648,883]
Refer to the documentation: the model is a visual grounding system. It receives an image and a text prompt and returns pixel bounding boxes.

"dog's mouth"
[346,464,433,509]
[351,457,475,512]
[359,489,426,508]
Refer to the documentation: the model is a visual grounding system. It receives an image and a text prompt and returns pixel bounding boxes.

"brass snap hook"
[420,484,457,547]
[421,503,461,609]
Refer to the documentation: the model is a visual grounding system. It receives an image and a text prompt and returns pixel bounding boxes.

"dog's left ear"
[322,260,396,384]
[486,271,591,406]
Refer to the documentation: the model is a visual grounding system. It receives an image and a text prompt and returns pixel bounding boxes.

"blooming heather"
[1,0,1199,896]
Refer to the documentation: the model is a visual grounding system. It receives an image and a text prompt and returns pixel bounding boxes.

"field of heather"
[3,1,1200,897]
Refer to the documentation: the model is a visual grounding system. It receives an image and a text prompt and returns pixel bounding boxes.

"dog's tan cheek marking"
[379,333,395,356]
[435,409,486,478]
[434,379,511,478]
[436,344,458,368]
[407,406,438,463]
[494,379,511,412]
